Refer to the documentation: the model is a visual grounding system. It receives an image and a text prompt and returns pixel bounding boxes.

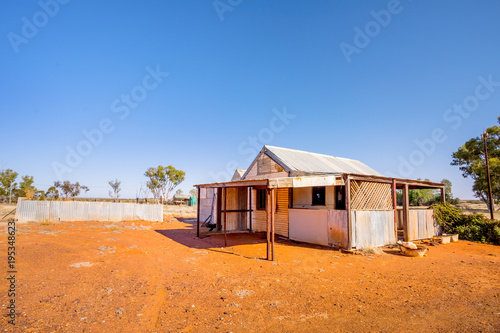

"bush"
[431,203,500,245]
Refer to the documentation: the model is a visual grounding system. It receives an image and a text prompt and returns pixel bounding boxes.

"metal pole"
[483,132,495,220]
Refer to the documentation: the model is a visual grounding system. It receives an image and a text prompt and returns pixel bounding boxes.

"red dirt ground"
[1,216,499,332]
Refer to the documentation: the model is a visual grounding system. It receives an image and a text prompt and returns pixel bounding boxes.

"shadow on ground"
[155,216,347,260]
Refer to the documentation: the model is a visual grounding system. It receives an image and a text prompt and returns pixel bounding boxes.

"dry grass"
[0,203,17,221]
[458,200,498,218]
[163,204,196,217]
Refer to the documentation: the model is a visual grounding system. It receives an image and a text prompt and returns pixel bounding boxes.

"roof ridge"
[264,145,362,163]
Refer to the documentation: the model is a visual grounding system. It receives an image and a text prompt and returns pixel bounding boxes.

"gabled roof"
[231,169,246,181]
[244,145,383,178]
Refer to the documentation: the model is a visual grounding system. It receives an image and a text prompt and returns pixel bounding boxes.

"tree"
[189,188,197,197]
[54,181,89,199]
[18,175,37,199]
[451,117,500,204]
[441,178,460,204]
[46,186,59,200]
[144,165,185,203]
[108,179,121,201]
[0,169,18,203]
[175,189,183,195]
[144,167,163,202]
[408,178,436,206]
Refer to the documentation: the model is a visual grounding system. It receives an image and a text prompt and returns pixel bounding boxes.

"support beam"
[196,186,200,238]
[392,179,397,242]
[441,187,446,204]
[216,188,222,232]
[402,183,410,242]
[248,187,252,232]
[223,187,227,247]
[266,188,271,260]
[345,176,352,250]
[271,188,275,261]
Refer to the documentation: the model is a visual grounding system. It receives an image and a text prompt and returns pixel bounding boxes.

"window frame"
[256,188,267,210]
[312,186,326,206]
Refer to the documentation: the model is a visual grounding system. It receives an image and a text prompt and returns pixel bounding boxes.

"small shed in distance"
[172,194,190,205]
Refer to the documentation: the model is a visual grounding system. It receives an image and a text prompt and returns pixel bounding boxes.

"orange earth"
[1,215,499,332]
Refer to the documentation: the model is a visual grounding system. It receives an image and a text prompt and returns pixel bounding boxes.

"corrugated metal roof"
[264,145,384,177]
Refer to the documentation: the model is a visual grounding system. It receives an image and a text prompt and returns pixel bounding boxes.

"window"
[335,186,346,210]
[256,189,266,210]
[312,186,325,206]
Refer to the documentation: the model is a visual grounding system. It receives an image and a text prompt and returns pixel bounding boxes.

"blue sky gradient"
[1,0,499,199]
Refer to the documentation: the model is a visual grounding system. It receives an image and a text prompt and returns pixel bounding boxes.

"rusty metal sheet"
[327,210,348,248]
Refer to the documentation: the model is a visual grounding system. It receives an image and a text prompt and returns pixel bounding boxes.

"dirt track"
[1,216,499,332]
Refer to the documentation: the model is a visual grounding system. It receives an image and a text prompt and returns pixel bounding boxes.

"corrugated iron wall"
[15,200,163,222]
[351,210,395,248]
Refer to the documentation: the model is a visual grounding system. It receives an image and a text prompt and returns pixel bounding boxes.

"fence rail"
[15,200,163,222]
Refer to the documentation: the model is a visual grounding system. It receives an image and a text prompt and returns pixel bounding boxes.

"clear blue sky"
[1,0,499,199]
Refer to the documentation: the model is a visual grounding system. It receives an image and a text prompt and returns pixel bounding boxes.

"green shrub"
[431,203,463,233]
[431,203,500,245]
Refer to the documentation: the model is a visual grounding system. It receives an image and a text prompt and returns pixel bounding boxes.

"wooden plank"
[248,187,252,231]
[198,179,268,188]
[223,187,227,246]
[274,188,289,238]
[266,188,271,260]
[402,183,410,242]
[346,177,352,250]
[216,188,222,232]
[271,188,275,261]
[392,179,397,241]
[196,186,200,238]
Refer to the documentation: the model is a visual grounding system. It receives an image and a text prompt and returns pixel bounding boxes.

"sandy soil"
[0,215,499,332]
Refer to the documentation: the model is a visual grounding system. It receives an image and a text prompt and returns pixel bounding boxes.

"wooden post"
[402,183,410,242]
[196,186,200,238]
[216,188,222,232]
[392,179,398,242]
[223,187,227,247]
[441,187,446,204]
[266,188,271,260]
[271,188,275,261]
[345,176,352,250]
[248,187,252,232]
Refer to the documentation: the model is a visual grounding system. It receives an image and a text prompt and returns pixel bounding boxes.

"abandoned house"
[196,145,445,260]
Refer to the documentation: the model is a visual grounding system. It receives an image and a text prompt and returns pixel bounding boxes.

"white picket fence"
[15,200,163,223]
